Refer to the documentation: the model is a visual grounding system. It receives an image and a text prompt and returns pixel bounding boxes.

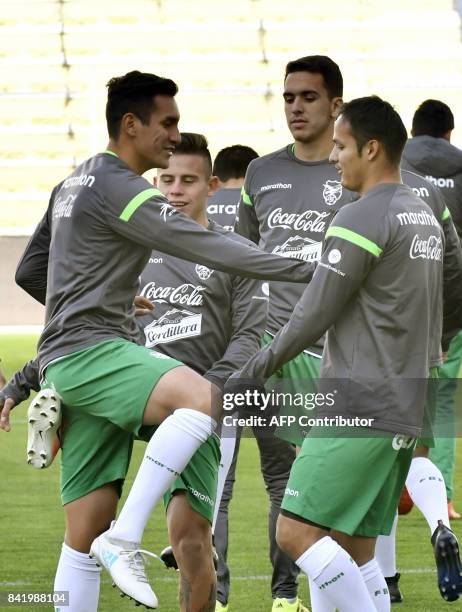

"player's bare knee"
[174,531,212,569]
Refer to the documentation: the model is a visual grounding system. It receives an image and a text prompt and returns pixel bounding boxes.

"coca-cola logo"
[409,234,442,261]
[140,282,204,306]
[267,208,330,232]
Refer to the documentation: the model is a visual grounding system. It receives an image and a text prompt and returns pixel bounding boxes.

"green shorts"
[263,333,321,447]
[164,435,220,524]
[281,427,416,537]
[44,338,183,504]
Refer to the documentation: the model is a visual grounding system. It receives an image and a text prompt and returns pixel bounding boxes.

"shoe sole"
[160,545,219,571]
[89,538,158,609]
[27,389,61,469]
[435,529,462,601]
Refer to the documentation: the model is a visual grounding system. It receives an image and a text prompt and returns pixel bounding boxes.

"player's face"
[284,71,340,143]
[156,153,215,222]
[330,116,367,192]
[134,95,181,169]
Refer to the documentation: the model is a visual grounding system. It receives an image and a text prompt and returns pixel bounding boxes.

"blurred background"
[1,0,462,324]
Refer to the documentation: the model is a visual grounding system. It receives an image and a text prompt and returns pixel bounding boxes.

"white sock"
[375,512,398,577]
[112,408,216,542]
[296,536,375,611]
[309,577,336,612]
[360,559,391,612]
[54,542,101,612]
[406,457,449,533]
[212,423,237,533]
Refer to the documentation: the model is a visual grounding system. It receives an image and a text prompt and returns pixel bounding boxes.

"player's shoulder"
[208,220,255,248]
[246,146,290,174]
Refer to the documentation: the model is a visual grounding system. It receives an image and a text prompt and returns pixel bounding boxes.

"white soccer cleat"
[90,524,159,609]
[27,388,62,469]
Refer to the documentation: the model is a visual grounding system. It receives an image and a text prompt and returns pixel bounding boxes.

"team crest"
[322,180,342,206]
[195,264,213,280]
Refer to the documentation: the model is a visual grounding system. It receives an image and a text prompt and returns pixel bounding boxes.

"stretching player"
[0,71,315,610]
[374,173,462,603]
[229,55,352,612]
[232,96,451,611]
[0,133,267,612]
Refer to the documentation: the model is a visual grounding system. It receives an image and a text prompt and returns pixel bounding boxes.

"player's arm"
[105,184,315,283]
[0,358,40,432]
[238,227,378,381]
[440,205,462,349]
[15,187,57,305]
[203,278,268,388]
[234,175,260,244]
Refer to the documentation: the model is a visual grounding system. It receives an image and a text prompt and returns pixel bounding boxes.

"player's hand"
[224,373,268,416]
[134,295,155,316]
[0,397,16,433]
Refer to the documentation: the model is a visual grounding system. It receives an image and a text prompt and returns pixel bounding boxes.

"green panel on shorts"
[44,338,183,436]
[163,435,220,524]
[262,332,321,447]
[43,338,183,504]
[281,426,415,537]
[60,407,134,505]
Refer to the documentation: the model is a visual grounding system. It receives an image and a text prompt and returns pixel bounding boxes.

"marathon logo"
[273,236,322,262]
[207,203,238,215]
[260,182,292,192]
[144,308,202,346]
[396,210,439,227]
[425,175,455,189]
[61,173,95,189]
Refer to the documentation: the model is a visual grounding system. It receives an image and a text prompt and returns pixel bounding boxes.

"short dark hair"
[212,145,259,181]
[174,132,212,175]
[339,96,407,166]
[285,55,343,99]
[411,99,454,138]
[106,70,178,139]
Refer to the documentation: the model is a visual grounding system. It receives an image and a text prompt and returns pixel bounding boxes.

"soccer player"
[402,99,462,519]
[0,133,267,612]
[138,132,267,609]
[231,96,448,611]
[230,54,352,612]
[0,71,315,610]
[206,144,258,230]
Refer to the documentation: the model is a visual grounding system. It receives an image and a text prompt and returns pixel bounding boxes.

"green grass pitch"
[0,334,461,611]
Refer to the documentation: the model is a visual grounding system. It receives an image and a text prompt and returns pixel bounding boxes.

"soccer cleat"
[160,545,179,570]
[271,597,308,611]
[160,543,219,571]
[385,573,403,604]
[90,523,159,609]
[215,602,229,611]
[27,388,62,469]
[398,486,414,515]
[431,520,462,601]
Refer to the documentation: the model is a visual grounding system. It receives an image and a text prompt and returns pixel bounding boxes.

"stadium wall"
[0,237,44,325]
